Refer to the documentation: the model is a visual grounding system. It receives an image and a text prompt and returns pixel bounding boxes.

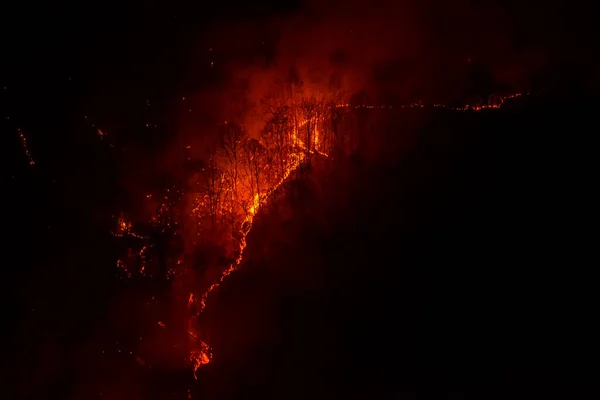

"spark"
[17,129,35,165]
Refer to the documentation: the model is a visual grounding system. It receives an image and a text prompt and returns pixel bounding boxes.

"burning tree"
[299,97,321,160]
[221,122,245,240]
[202,152,224,233]
[262,104,291,181]
[103,66,528,383]
[242,137,266,211]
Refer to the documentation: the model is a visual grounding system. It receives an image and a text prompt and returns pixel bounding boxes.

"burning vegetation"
[113,86,348,374]
[108,75,525,378]
[6,0,598,397]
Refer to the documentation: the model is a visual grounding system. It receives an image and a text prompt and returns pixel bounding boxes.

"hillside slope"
[197,95,597,399]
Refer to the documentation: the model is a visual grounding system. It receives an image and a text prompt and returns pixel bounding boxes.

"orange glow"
[112,214,148,239]
[17,129,35,165]
[189,340,212,379]
[185,93,524,373]
[182,105,340,375]
[194,114,327,314]
[110,90,525,378]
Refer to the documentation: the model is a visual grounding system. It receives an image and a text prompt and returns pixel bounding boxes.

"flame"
[195,117,324,314]
[108,92,525,379]
[189,340,212,379]
[185,116,330,375]
[185,93,525,372]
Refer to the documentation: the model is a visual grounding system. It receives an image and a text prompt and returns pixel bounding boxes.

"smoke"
[173,0,557,141]
[223,0,427,120]
[160,1,594,171]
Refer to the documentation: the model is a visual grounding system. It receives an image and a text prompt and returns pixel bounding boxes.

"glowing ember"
[195,116,326,314]
[111,214,148,239]
[17,128,35,165]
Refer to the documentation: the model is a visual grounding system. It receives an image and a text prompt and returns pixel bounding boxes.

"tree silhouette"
[299,97,320,161]
[243,137,265,208]
[221,122,245,238]
[262,105,291,181]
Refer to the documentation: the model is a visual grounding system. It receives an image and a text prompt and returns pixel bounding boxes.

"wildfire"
[336,93,524,111]
[195,117,325,312]
[107,91,526,380]
[185,93,526,373]
[451,93,522,111]
[183,116,334,374]
[197,149,305,311]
